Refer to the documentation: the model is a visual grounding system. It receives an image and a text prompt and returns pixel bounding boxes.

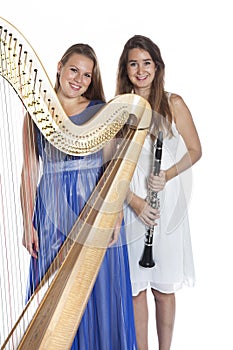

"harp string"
[0,76,31,348]
[0,79,74,349]
[0,75,64,349]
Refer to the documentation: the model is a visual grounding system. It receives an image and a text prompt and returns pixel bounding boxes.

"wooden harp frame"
[0,17,152,349]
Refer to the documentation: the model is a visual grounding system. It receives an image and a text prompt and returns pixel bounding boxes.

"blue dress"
[26,100,137,349]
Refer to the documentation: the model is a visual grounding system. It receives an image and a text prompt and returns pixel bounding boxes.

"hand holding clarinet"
[139,131,165,268]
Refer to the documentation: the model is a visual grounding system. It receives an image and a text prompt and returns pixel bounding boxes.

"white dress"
[124,121,195,295]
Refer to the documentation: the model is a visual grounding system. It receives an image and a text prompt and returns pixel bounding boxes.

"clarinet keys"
[138,131,163,268]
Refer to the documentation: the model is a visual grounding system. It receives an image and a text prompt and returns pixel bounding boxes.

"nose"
[75,71,83,82]
[137,63,144,74]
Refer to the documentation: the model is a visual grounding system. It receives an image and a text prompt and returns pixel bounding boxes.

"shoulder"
[168,93,185,106]
[84,99,105,116]
[167,93,191,122]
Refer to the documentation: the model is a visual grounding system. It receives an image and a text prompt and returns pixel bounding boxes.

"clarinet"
[139,131,163,268]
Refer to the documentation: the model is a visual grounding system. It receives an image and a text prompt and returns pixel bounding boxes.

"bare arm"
[127,94,202,225]
[149,93,202,191]
[165,94,202,181]
[20,113,39,258]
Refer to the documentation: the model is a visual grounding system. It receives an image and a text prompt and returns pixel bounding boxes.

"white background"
[1,0,233,349]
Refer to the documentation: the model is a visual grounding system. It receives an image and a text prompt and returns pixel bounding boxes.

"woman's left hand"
[148,170,166,192]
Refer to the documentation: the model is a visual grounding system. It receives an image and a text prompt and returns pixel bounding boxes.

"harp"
[0,17,152,349]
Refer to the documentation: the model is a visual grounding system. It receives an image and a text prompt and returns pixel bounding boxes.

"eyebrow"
[128,58,152,62]
[70,64,93,75]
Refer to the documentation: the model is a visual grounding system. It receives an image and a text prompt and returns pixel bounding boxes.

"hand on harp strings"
[139,131,163,268]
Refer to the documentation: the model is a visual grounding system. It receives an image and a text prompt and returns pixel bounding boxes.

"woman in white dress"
[115,35,202,350]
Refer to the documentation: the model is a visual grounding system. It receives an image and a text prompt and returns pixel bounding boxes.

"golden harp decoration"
[0,17,152,349]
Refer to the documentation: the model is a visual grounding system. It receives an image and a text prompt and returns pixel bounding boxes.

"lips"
[70,83,82,91]
[136,75,148,81]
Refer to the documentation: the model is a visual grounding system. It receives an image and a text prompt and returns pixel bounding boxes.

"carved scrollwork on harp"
[0,17,150,156]
[0,16,152,350]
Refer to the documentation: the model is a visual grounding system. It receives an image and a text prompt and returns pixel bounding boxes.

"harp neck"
[0,17,151,156]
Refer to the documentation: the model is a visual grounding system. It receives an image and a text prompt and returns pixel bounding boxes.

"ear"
[57,61,62,74]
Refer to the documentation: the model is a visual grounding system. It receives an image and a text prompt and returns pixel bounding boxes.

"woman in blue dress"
[20,43,137,349]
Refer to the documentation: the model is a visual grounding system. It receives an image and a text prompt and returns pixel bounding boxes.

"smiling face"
[127,48,157,96]
[57,53,94,99]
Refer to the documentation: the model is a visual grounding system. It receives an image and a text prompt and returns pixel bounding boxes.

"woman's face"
[127,48,156,92]
[57,53,94,98]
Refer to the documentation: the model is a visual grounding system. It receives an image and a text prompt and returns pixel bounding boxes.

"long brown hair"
[55,43,105,102]
[115,35,172,137]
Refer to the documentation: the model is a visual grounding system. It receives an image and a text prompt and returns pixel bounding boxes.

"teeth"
[71,84,81,90]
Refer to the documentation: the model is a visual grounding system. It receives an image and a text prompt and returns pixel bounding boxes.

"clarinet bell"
[139,245,156,268]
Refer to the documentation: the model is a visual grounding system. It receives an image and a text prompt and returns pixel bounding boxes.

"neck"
[134,87,150,101]
[58,94,89,117]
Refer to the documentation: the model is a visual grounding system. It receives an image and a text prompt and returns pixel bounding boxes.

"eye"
[129,62,137,68]
[144,60,151,66]
[70,67,78,73]
[84,73,92,78]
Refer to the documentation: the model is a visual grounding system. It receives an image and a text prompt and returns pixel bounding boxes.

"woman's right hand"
[128,192,160,227]
[22,226,39,259]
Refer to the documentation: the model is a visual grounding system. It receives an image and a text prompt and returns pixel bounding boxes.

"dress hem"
[132,279,195,296]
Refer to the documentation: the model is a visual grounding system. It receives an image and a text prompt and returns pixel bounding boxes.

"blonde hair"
[55,43,105,102]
